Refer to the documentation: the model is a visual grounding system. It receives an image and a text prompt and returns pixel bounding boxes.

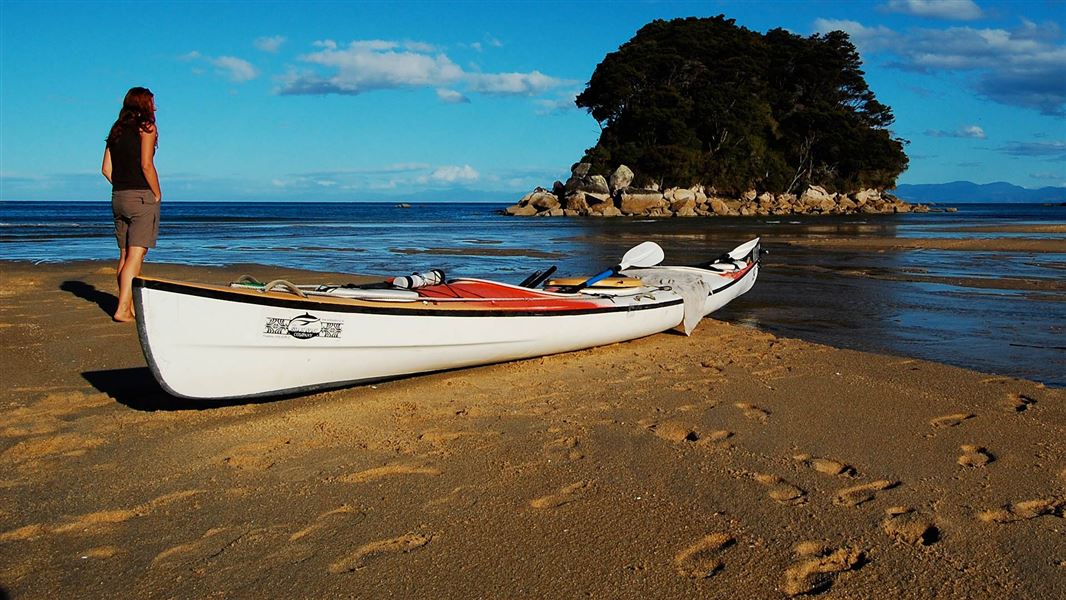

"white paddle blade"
[620,241,665,269]
[727,238,761,260]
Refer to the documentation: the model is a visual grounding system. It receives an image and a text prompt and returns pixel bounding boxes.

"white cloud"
[467,71,561,95]
[998,140,1066,158]
[212,56,258,82]
[535,93,579,115]
[812,18,898,52]
[882,0,984,21]
[404,41,437,53]
[1029,171,1065,181]
[182,51,258,83]
[254,35,286,53]
[282,41,463,94]
[425,165,479,183]
[925,125,986,138]
[436,88,470,104]
[465,35,503,53]
[272,163,484,194]
[278,39,565,100]
[813,18,1066,116]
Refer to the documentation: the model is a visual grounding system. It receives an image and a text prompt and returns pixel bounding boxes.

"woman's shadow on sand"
[60,280,117,317]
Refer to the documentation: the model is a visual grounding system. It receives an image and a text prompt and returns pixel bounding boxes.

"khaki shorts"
[112,189,160,249]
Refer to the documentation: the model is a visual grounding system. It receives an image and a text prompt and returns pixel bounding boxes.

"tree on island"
[575,16,909,195]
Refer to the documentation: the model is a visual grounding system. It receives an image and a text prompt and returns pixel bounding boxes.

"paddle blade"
[727,238,760,260]
[557,241,665,292]
[620,241,665,269]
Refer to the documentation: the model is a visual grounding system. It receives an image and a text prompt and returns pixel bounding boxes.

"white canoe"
[134,238,761,400]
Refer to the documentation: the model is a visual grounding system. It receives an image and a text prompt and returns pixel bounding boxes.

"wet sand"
[1,260,1064,599]
[779,236,1066,253]
[721,229,1066,387]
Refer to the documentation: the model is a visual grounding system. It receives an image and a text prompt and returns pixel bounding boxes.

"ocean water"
[2,200,1064,387]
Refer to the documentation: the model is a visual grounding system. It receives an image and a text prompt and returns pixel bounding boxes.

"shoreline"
[1,260,1064,598]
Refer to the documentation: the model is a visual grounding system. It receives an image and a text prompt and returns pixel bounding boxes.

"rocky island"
[505,162,926,218]
[507,16,925,219]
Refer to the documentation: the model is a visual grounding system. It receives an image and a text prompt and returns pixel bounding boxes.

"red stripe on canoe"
[415,280,603,310]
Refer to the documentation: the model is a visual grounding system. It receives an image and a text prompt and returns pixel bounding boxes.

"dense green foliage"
[576,16,909,194]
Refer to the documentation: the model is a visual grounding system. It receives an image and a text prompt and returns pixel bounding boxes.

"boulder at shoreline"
[504,163,929,218]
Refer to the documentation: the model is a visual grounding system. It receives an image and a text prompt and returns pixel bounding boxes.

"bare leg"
[114,246,147,322]
[116,247,128,290]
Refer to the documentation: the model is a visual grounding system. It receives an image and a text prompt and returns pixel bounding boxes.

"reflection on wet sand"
[519,213,1066,387]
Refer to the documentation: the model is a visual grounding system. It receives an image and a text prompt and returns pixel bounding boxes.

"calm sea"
[2,200,1064,387]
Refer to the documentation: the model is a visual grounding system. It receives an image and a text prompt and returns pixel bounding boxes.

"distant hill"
[892,181,1066,203]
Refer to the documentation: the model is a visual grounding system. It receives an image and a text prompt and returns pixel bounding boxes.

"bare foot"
[113,312,135,323]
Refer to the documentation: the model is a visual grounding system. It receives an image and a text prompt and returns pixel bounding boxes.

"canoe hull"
[134,239,761,400]
[135,281,684,400]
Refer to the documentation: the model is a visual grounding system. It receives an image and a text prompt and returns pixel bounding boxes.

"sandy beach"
[1,259,1063,599]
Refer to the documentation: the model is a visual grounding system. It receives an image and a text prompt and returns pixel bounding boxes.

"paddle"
[558,241,665,293]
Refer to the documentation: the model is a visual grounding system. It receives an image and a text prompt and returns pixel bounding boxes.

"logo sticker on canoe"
[264,313,342,339]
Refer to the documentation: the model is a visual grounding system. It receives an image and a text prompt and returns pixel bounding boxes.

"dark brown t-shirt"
[108,127,150,191]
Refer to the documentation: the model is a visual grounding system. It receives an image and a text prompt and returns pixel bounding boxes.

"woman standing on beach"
[101,87,161,323]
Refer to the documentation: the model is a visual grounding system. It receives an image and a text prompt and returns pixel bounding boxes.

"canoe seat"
[705,260,747,272]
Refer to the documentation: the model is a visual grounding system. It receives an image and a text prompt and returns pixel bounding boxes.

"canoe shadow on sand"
[82,367,194,411]
[81,367,301,412]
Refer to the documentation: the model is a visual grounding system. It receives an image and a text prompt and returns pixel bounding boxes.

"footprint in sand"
[544,436,585,462]
[1,432,107,463]
[980,376,1014,385]
[217,438,290,471]
[734,403,770,424]
[782,543,864,597]
[648,420,702,443]
[957,445,995,468]
[794,454,857,477]
[0,392,111,439]
[339,464,441,484]
[418,430,469,445]
[78,546,120,559]
[152,527,250,569]
[2,490,201,540]
[701,430,734,448]
[328,533,433,573]
[0,523,46,543]
[929,413,974,429]
[424,486,480,511]
[56,490,202,535]
[754,473,808,506]
[674,532,735,578]
[977,497,1065,523]
[530,480,594,509]
[832,480,898,507]
[290,505,365,542]
[881,507,939,546]
[1002,393,1036,413]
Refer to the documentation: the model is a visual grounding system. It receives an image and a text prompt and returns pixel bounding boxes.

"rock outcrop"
[503,163,928,218]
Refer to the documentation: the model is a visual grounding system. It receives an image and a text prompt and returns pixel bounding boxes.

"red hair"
[106,87,156,146]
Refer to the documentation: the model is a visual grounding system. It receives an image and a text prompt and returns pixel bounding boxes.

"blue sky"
[1,0,1063,201]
